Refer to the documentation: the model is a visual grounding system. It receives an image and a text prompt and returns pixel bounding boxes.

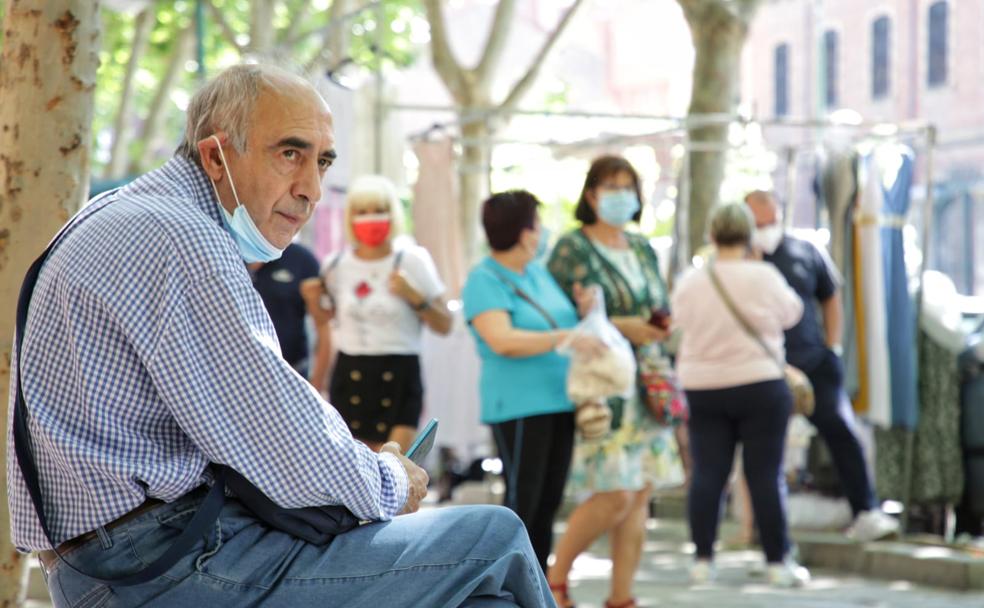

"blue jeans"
[44,489,555,607]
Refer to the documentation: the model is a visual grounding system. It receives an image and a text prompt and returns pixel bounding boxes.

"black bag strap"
[488,267,560,330]
[705,258,785,372]
[12,192,226,586]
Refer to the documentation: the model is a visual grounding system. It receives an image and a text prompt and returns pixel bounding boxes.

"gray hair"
[709,202,755,246]
[176,64,314,163]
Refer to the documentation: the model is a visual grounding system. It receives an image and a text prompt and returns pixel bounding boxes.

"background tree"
[677,0,763,258]
[423,0,585,259]
[0,1,101,605]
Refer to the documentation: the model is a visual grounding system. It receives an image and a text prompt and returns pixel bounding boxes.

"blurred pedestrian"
[307,175,452,452]
[462,190,598,574]
[672,202,810,587]
[249,242,323,379]
[547,155,681,608]
[745,190,900,541]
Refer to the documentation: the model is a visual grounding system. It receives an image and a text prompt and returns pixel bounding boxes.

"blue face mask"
[597,190,640,227]
[209,135,285,263]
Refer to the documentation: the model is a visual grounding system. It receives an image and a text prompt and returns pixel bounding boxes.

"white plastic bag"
[558,285,636,403]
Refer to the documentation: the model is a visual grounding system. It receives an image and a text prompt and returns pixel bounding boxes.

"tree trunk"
[0,1,100,604]
[127,23,194,175]
[105,8,154,179]
[459,119,492,260]
[249,0,276,56]
[683,8,748,257]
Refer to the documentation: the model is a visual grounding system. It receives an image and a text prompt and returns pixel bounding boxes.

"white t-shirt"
[322,245,445,355]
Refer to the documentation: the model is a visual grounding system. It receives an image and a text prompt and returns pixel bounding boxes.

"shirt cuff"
[377,451,409,518]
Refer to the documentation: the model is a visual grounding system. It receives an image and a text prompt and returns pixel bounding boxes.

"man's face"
[746,193,779,229]
[209,86,335,249]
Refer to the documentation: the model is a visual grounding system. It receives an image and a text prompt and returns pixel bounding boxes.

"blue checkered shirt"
[7,156,409,551]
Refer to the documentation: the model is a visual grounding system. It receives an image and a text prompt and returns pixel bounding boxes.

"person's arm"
[821,291,843,349]
[471,309,570,357]
[149,272,408,521]
[388,248,453,335]
[309,317,334,393]
[610,315,669,345]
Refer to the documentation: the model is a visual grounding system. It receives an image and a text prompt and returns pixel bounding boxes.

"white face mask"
[752,223,784,254]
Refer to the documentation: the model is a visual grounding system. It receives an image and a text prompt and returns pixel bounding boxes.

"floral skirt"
[567,392,685,496]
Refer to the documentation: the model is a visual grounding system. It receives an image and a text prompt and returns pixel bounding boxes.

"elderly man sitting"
[9,64,550,607]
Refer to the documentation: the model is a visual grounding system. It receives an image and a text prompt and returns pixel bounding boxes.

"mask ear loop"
[210,135,243,208]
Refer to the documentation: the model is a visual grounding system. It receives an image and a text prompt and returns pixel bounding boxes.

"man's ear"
[197,133,226,181]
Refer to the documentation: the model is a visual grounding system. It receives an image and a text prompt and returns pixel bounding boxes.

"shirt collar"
[158,155,226,228]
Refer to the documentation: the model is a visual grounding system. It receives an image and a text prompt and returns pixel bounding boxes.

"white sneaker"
[690,559,716,584]
[767,558,811,588]
[846,510,900,542]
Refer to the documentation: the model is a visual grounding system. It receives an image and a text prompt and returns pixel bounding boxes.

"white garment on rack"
[419,307,489,459]
[857,155,892,428]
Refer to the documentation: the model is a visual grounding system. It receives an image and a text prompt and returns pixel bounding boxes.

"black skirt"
[329,352,423,443]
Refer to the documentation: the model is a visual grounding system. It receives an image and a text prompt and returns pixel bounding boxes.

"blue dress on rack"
[880,149,918,429]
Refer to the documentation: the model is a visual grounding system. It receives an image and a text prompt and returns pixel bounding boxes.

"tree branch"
[206,0,245,52]
[498,0,585,112]
[474,0,517,85]
[279,0,311,46]
[105,8,154,179]
[423,0,468,103]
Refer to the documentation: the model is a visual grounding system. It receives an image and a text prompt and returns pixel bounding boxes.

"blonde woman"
[306,175,452,452]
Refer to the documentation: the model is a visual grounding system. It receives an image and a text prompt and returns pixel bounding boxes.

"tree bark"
[105,8,154,179]
[249,0,276,56]
[0,1,100,605]
[127,23,194,175]
[459,120,492,257]
[679,0,761,258]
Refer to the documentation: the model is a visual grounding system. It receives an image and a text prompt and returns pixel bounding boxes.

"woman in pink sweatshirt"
[671,202,809,588]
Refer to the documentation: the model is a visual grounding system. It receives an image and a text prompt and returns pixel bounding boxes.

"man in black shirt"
[745,190,899,542]
[249,242,323,378]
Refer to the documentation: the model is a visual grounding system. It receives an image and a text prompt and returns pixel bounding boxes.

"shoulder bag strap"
[705,259,785,372]
[13,193,226,586]
[488,267,560,330]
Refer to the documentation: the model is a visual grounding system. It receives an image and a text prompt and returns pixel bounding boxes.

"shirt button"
[350,395,361,405]
[350,370,362,381]
[376,422,387,433]
[382,371,394,382]
[351,420,361,430]
[381,398,392,408]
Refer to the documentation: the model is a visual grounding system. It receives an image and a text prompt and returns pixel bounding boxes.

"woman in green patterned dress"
[545,155,684,608]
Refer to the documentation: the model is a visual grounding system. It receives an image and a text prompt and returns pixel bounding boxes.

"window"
[823,30,839,108]
[928,1,948,86]
[872,16,891,98]
[774,43,789,117]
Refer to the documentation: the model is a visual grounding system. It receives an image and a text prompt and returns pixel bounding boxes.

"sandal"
[604,599,637,608]
[548,581,576,608]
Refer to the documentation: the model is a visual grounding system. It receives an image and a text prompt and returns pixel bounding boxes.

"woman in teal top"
[546,156,683,608]
[462,190,591,576]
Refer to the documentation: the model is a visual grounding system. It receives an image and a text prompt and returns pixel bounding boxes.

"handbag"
[13,195,359,586]
[706,259,816,418]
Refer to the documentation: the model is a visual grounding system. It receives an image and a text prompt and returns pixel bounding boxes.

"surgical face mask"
[752,223,784,254]
[352,213,392,247]
[209,135,285,263]
[597,190,640,227]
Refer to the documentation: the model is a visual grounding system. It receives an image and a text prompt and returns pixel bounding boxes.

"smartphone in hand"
[648,307,671,330]
[406,418,439,465]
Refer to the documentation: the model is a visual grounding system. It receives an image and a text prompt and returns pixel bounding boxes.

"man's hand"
[380,441,429,515]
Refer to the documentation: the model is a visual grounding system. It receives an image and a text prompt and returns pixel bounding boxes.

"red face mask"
[352,213,392,247]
